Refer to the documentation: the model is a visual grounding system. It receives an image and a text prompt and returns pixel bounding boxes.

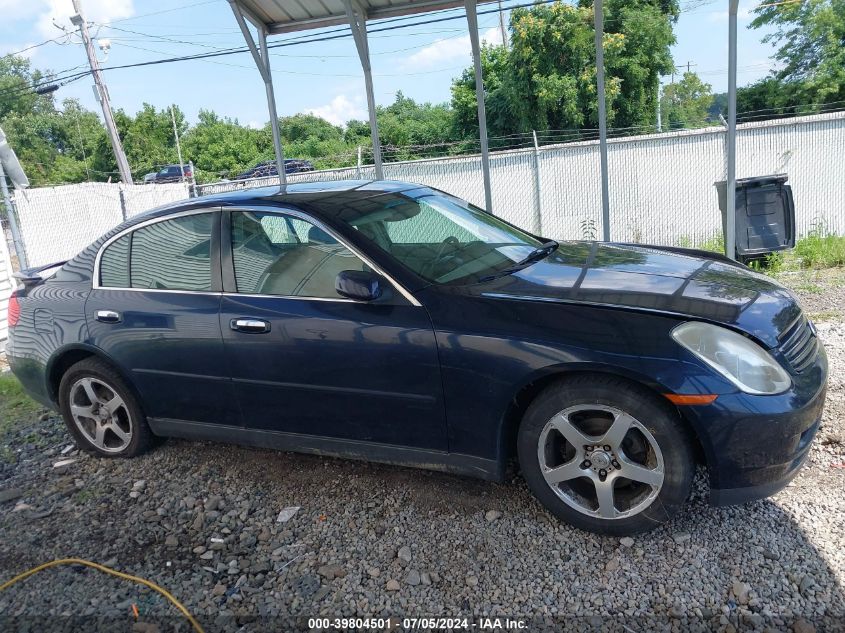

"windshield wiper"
[477,240,559,282]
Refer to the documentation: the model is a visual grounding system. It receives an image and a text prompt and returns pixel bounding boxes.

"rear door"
[86,209,238,426]
[219,206,447,450]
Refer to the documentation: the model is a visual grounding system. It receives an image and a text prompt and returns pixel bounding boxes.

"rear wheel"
[58,358,153,458]
[517,375,695,535]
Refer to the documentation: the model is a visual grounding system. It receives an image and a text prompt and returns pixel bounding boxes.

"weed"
[0,373,41,441]
[74,488,99,504]
[699,233,725,254]
[807,310,841,322]
[580,218,597,241]
[793,219,845,269]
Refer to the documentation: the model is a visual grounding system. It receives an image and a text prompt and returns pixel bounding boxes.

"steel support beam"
[725,0,739,260]
[344,0,383,180]
[594,0,610,241]
[230,1,286,186]
[0,163,27,269]
[465,0,493,213]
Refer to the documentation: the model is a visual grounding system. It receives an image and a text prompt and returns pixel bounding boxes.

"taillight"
[8,292,20,328]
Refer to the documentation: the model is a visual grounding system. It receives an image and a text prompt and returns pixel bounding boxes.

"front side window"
[231,211,366,298]
[322,190,543,284]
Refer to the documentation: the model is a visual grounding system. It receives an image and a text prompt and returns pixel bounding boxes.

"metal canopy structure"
[229,0,740,258]
[229,0,496,211]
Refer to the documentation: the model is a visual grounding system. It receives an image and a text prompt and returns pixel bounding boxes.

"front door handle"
[96,310,122,323]
[230,318,271,333]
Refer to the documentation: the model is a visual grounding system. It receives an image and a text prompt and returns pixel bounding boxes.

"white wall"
[13,182,190,268]
[199,111,845,248]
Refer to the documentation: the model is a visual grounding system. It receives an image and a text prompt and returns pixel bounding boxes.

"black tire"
[58,357,153,458]
[517,374,695,535]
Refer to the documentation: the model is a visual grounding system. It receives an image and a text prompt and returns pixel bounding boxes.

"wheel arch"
[497,364,707,471]
[46,345,143,410]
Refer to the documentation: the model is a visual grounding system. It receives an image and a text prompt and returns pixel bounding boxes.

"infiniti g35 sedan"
[7,180,827,534]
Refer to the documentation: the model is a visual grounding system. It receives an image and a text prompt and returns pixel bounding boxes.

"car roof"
[131,179,424,222]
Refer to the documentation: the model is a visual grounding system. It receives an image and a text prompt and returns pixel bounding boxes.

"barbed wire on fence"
[7,110,845,270]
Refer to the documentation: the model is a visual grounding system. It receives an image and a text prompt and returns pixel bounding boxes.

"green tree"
[182,110,268,181]
[2,97,110,186]
[114,103,188,178]
[376,92,457,159]
[733,0,845,119]
[451,0,677,137]
[0,55,54,120]
[271,113,354,169]
[751,0,845,105]
[660,72,713,128]
[451,45,513,142]
[344,93,459,161]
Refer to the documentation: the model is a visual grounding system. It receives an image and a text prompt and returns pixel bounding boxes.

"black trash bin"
[714,174,795,263]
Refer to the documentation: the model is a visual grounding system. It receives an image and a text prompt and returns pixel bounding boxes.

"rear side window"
[99,213,214,291]
[100,234,130,287]
[131,214,213,290]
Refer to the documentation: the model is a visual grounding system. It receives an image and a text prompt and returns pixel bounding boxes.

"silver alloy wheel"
[536,404,664,520]
[69,377,133,454]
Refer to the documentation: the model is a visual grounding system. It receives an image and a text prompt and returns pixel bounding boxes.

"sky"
[1,0,780,128]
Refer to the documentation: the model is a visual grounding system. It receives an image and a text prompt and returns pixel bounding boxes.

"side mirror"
[335,270,385,302]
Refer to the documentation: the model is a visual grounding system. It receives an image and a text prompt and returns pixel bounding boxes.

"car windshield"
[325,189,545,284]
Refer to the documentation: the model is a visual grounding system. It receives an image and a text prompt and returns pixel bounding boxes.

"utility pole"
[497,0,508,48]
[594,0,611,241]
[657,81,662,132]
[71,0,133,184]
[170,105,186,182]
[726,0,739,260]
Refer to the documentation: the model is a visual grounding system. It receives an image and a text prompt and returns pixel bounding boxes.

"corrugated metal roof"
[235,0,494,34]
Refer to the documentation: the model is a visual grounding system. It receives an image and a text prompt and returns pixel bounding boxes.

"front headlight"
[672,322,791,395]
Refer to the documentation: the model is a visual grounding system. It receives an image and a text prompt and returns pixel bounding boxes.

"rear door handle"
[230,318,271,333]
[96,310,122,323]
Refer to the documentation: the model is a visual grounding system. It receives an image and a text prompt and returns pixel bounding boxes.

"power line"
[108,0,219,24]
[4,36,73,58]
[1,0,738,101]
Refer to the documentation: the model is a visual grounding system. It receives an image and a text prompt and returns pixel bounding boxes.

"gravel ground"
[0,271,843,632]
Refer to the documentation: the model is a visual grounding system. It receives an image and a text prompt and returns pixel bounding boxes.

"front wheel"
[517,375,695,535]
[58,358,153,458]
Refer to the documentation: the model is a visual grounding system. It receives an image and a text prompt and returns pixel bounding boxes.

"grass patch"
[74,488,100,504]
[791,282,823,294]
[807,310,841,322]
[794,223,845,269]
[679,222,845,277]
[699,233,725,254]
[0,373,42,440]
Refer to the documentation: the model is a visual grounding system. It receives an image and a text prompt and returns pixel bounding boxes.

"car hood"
[474,241,800,347]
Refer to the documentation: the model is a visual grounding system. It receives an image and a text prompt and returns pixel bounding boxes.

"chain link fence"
[194,111,845,247]
[6,111,845,273]
[11,182,190,268]
[0,221,13,349]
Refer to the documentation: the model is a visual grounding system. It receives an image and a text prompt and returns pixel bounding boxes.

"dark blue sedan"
[6,181,827,534]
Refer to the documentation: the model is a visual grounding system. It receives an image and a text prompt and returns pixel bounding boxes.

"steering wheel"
[423,236,464,279]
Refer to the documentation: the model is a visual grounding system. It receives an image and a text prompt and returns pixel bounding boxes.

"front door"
[219,207,447,451]
[86,210,238,426]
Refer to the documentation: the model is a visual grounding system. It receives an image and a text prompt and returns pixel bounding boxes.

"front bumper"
[679,344,828,506]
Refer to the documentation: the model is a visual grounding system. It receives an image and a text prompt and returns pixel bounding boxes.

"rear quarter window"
[97,213,214,291]
[99,234,130,287]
